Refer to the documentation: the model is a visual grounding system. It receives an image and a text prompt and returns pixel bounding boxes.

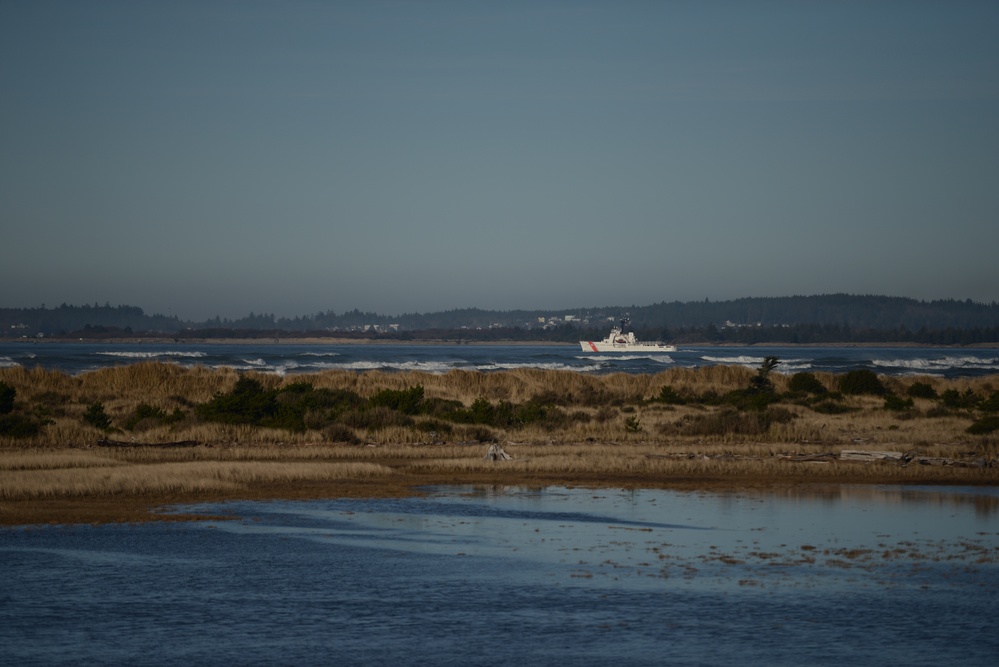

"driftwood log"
[97,438,200,448]
[839,450,905,462]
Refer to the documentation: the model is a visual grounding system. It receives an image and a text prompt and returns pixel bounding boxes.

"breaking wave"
[701,355,765,366]
[96,350,208,359]
[872,356,999,375]
[478,362,605,372]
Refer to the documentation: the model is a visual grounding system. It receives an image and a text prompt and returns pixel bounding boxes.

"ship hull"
[580,341,676,352]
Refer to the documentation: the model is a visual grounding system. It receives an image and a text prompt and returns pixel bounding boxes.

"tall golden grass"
[1,363,997,452]
[3,440,994,507]
[1,460,394,500]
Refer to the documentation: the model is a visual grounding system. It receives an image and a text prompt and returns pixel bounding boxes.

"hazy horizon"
[3,2,997,321]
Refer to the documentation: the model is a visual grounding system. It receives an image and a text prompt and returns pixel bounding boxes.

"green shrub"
[811,400,854,414]
[839,369,886,396]
[196,379,366,432]
[0,413,40,438]
[906,382,937,399]
[83,402,113,431]
[748,356,780,393]
[666,406,794,437]
[198,377,277,426]
[940,389,980,410]
[465,397,495,425]
[123,403,168,431]
[724,389,780,412]
[654,385,688,405]
[967,416,999,435]
[788,372,827,395]
[122,403,187,431]
[978,391,999,413]
[624,416,642,433]
[369,386,425,415]
[0,381,15,415]
[443,397,571,431]
[421,397,466,419]
[883,394,915,412]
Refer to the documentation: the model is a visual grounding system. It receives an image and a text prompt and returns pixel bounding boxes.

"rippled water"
[2,486,998,666]
[2,341,998,376]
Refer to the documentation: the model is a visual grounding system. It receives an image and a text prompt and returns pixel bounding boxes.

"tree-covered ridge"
[2,294,998,343]
[1,303,183,335]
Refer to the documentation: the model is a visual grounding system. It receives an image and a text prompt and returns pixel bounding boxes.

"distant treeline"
[2,295,999,345]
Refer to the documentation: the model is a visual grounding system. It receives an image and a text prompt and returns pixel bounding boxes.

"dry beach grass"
[1,363,997,524]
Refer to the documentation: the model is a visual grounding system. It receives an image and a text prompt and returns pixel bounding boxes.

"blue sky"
[2,1,997,320]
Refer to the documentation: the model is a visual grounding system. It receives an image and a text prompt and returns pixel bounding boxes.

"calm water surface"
[2,485,997,666]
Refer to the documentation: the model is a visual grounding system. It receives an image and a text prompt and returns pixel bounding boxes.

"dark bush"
[980,391,999,413]
[465,397,495,425]
[697,389,723,405]
[788,372,827,395]
[198,377,277,426]
[906,382,937,399]
[839,369,886,396]
[83,402,113,430]
[0,413,40,438]
[197,379,366,432]
[724,389,780,412]
[810,400,854,414]
[940,389,980,410]
[967,416,999,435]
[883,394,915,412]
[449,397,572,431]
[749,356,780,393]
[654,385,688,405]
[322,423,361,444]
[0,381,15,415]
[421,397,466,419]
[123,403,168,431]
[369,386,425,415]
[665,406,794,437]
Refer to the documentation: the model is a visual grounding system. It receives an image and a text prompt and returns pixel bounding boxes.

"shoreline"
[3,450,997,527]
[7,337,999,348]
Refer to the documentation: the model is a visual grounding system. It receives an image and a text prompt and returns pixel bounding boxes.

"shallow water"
[2,485,997,666]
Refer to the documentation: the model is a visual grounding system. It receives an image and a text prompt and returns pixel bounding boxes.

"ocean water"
[1,341,997,377]
[2,485,997,666]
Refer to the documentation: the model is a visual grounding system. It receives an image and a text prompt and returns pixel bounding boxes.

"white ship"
[580,318,676,352]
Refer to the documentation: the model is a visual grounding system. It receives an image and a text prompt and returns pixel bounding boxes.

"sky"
[2,1,998,321]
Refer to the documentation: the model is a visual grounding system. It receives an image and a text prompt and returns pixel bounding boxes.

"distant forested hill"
[1,304,183,337]
[2,295,998,344]
[625,295,999,330]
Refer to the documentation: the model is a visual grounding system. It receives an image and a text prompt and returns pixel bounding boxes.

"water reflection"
[174,484,999,592]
